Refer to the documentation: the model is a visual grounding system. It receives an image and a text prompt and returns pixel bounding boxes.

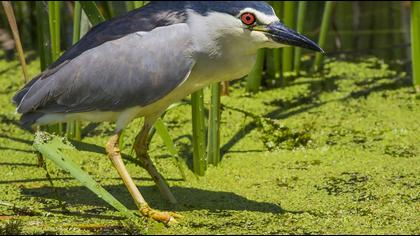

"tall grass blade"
[191,90,207,176]
[154,118,187,180]
[2,1,29,83]
[411,1,420,93]
[313,1,334,71]
[246,49,265,92]
[33,132,136,219]
[294,1,307,74]
[207,82,221,166]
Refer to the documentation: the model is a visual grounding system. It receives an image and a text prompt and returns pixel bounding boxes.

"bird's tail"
[19,112,44,131]
[12,75,43,130]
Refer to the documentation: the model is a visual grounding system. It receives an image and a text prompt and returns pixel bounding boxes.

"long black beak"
[266,21,324,53]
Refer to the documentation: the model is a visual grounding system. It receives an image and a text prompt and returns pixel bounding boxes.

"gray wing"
[17,23,195,115]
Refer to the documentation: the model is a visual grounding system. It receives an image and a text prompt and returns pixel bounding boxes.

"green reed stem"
[313,1,334,71]
[66,1,83,140]
[47,1,63,135]
[48,1,60,61]
[294,1,307,74]
[282,1,295,75]
[191,90,207,176]
[246,49,265,93]
[270,1,282,81]
[207,83,221,166]
[36,1,52,70]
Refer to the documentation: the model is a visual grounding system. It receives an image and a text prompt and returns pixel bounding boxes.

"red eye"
[241,12,256,25]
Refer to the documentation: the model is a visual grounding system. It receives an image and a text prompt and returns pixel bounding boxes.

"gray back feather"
[17,23,195,115]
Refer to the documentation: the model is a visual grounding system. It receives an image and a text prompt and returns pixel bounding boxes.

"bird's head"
[186,1,323,53]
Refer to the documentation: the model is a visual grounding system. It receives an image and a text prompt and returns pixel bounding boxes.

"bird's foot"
[139,205,183,225]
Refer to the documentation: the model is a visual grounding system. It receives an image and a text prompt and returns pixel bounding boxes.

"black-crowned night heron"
[13,1,323,224]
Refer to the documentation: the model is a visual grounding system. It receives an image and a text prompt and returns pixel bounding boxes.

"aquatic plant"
[191,90,207,176]
[207,83,221,166]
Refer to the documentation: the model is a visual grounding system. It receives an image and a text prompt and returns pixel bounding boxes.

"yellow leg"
[134,118,178,204]
[106,132,180,225]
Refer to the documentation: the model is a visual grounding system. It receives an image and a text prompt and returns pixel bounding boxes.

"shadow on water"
[21,185,286,215]
[221,74,412,156]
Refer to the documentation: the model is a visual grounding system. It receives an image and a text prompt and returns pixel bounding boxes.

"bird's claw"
[139,206,183,226]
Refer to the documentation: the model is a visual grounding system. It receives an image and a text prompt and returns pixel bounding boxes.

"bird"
[13,1,323,224]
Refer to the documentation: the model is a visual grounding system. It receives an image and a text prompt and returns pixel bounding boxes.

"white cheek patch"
[250,31,270,42]
[237,7,279,25]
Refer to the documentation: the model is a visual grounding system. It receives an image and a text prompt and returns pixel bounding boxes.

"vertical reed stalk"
[48,1,60,61]
[104,2,115,19]
[191,90,207,176]
[411,1,420,92]
[271,1,282,82]
[207,83,221,166]
[246,49,265,92]
[294,1,307,74]
[314,1,334,71]
[2,1,29,83]
[48,1,63,135]
[265,49,275,83]
[36,1,52,71]
[66,1,83,140]
[313,1,334,71]
[282,1,295,76]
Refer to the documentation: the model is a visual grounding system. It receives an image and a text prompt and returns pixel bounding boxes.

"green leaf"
[33,132,136,220]
[79,1,106,25]
[154,118,187,180]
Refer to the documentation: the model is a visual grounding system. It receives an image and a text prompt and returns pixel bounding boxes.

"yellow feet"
[140,205,183,225]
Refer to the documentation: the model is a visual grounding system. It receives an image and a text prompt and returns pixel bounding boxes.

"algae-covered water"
[0,57,419,234]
